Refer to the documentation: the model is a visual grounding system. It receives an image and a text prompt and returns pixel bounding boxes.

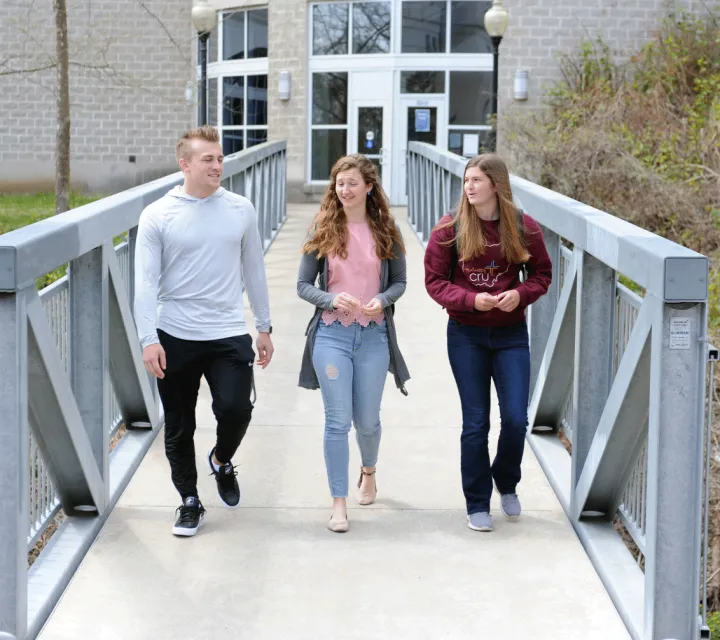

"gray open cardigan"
[296,241,410,395]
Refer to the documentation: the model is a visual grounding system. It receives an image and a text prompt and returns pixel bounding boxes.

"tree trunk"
[54,0,70,214]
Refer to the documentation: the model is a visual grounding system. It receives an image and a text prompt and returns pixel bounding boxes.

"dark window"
[247,75,268,126]
[407,106,438,144]
[357,107,383,152]
[451,1,492,54]
[353,2,391,54]
[312,129,347,180]
[400,70,445,94]
[223,11,245,60]
[223,131,244,156]
[312,72,348,125]
[448,129,490,157]
[449,71,493,126]
[248,8,269,58]
[401,1,446,53]
[247,129,268,148]
[312,4,349,55]
[223,76,244,126]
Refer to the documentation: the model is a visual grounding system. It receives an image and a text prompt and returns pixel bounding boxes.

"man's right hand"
[143,343,167,379]
[474,292,498,311]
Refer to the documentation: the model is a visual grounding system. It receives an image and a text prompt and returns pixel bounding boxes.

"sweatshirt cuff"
[140,333,160,349]
[256,321,272,333]
[463,290,476,311]
[515,285,529,308]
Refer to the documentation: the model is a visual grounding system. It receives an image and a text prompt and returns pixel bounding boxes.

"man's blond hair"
[176,125,220,161]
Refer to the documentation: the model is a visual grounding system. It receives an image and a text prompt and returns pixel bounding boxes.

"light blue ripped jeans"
[312,320,390,498]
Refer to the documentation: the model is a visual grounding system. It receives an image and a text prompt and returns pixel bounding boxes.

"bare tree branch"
[135,0,190,63]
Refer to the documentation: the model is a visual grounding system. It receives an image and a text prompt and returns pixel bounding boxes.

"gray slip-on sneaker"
[467,512,494,532]
[500,493,521,521]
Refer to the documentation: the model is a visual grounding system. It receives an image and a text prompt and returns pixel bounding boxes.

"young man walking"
[134,125,274,537]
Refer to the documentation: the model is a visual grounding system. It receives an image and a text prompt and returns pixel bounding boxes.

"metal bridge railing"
[0,140,287,640]
[407,141,713,640]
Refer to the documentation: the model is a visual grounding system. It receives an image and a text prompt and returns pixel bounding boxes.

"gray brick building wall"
[497,0,720,152]
[0,0,195,194]
[267,0,307,202]
[2,0,717,198]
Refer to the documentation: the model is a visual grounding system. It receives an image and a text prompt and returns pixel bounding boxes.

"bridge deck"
[39,205,628,639]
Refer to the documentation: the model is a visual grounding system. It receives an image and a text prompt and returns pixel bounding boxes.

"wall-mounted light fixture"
[514,69,529,101]
[278,71,291,100]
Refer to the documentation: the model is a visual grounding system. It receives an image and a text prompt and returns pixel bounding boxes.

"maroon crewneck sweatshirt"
[424,213,553,327]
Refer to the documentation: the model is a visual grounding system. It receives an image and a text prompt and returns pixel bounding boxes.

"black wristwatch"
[261,326,272,335]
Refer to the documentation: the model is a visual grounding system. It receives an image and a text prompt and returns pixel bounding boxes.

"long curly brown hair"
[302,154,405,259]
[437,153,529,264]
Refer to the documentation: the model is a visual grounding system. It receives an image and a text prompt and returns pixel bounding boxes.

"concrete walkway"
[39,205,629,640]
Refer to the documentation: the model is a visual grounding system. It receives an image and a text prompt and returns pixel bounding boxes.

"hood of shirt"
[167,186,226,203]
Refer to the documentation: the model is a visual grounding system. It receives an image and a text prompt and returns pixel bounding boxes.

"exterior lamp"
[484,0,509,152]
[192,0,218,126]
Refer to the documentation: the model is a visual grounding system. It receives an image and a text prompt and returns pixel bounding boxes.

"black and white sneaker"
[208,447,241,508]
[172,496,206,537]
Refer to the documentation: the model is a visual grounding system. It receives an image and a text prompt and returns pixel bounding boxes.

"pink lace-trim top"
[322,221,384,327]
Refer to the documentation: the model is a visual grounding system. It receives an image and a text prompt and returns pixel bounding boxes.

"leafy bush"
[506,9,720,608]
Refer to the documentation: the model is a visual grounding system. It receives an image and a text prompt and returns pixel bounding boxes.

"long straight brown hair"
[302,154,405,259]
[437,154,529,264]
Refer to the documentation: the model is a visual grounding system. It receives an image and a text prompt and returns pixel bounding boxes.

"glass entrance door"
[351,99,391,195]
[393,97,446,206]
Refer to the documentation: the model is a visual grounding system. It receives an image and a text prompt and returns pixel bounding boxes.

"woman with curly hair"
[297,154,409,533]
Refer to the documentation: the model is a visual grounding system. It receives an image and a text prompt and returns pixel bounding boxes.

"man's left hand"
[256,332,274,369]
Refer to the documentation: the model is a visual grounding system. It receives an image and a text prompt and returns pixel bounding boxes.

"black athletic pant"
[156,329,255,500]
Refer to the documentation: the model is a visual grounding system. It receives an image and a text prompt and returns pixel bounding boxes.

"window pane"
[357,107,383,152]
[401,1,446,53]
[247,129,268,148]
[312,129,347,180]
[449,71,493,126]
[400,71,445,93]
[312,4,348,55]
[197,30,219,64]
[448,129,490,157]
[208,78,218,126]
[247,75,267,126]
[223,76,244,126]
[451,1,492,53]
[248,8,268,58]
[223,131,244,156]
[312,72,348,125]
[223,11,245,60]
[209,28,218,62]
[407,106,437,144]
[353,2,391,54]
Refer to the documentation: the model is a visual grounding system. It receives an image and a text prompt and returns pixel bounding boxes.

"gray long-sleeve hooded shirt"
[133,186,271,349]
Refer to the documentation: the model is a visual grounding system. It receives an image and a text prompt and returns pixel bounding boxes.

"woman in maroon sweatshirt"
[424,153,552,533]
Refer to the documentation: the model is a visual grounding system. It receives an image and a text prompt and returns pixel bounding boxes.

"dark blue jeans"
[447,319,530,515]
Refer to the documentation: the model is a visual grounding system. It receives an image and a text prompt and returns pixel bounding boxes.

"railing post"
[570,249,616,516]
[69,245,110,512]
[529,226,561,392]
[407,152,416,229]
[644,299,705,640]
[0,291,29,639]
[127,226,138,311]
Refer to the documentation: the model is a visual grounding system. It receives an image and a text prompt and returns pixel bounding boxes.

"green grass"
[0,192,102,235]
[0,192,115,288]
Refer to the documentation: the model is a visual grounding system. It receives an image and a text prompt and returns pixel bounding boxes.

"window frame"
[219,72,269,154]
[308,71,350,181]
[306,0,496,184]
[309,0,393,57]
[197,6,270,152]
